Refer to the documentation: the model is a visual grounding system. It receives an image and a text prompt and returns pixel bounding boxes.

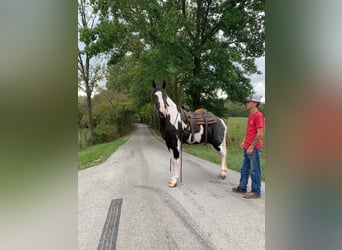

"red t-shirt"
[243,110,264,149]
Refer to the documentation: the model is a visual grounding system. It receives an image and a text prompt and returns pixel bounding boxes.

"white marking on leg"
[170,151,176,182]
[174,158,179,180]
[219,140,227,172]
[168,150,178,187]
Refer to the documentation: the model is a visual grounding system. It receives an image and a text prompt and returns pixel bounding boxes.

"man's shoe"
[232,187,247,194]
[243,192,261,199]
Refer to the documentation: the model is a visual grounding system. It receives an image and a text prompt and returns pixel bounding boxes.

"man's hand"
[247,127,264,154]
[247,146,254,155]
[240,138,245,149]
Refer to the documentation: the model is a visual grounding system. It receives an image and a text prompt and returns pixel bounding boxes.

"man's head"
[246,94,261,108]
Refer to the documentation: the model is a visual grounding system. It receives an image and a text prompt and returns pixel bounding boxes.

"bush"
[92,131,108,144]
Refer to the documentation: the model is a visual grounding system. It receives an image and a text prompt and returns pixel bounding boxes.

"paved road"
[78,124,265,250]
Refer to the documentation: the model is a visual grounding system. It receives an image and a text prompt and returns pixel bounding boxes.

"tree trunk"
[86,90,94,145]
[192,92,201,109]
[192,56,202,109]
[174,77,180,104]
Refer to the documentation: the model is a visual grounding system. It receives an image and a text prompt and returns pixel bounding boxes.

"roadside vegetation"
[78,135,129,170]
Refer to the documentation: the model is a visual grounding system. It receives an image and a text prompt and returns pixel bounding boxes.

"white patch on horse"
[187,126,203,144]
[155,91,166,116]
[166,97,180,123]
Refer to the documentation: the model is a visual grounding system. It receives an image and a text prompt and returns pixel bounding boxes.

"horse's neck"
[158,96,179,130]
[166,96,176,107]
[166,97,179,123]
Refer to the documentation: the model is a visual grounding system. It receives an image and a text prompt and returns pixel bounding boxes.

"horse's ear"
[162,80,166,89]
[152,80,156,88]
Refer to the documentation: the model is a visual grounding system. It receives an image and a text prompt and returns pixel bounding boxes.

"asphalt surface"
[78,123,265,250]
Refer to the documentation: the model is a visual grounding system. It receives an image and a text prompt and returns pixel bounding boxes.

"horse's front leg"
[169,141,181,187]
[168,155,176,185]
[168,156,177,187]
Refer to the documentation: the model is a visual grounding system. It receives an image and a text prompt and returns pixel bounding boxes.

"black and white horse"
[152,80,228,187]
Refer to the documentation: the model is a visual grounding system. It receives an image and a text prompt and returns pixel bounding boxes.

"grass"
[182,117,265,181]
[78,135,129,170]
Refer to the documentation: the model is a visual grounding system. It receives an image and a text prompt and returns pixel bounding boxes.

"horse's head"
[152,80,168,117]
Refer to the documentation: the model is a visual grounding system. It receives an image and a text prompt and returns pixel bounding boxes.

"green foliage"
[92,89,134,143]
[225,100,266,117]
[136,103,155,124]
[89,0,265,116]
[78,88,135,147]
[225,100,249,117]
[258,103,266,116]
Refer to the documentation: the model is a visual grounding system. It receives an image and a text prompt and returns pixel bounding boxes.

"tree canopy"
[88,0,264,116]
[78,0,265,146]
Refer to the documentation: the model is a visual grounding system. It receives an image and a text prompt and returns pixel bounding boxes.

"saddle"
[180,105,217,143]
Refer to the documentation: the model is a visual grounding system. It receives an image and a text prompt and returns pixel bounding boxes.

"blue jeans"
[238,147,262,195]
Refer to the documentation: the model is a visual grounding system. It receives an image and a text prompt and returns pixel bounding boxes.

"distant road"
[78,124,265,250]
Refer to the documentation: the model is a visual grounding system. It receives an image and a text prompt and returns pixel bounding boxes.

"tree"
[78,95,87,128]
[91,0,264,116]
[92,89,134,143]
[78,0,103,145]
[225,100,248,117]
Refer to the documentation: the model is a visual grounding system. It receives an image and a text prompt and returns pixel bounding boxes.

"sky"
[249,56,265,103]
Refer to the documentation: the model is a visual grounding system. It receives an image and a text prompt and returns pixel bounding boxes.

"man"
[232,94,264,199]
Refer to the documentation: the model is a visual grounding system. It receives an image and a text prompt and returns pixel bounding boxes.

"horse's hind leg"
[218,148,227,179]
[213,136,227,179]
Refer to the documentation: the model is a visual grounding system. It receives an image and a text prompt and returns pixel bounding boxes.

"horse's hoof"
[218,173,227,179]
[219,169,227,179]
[169,181,177,188]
